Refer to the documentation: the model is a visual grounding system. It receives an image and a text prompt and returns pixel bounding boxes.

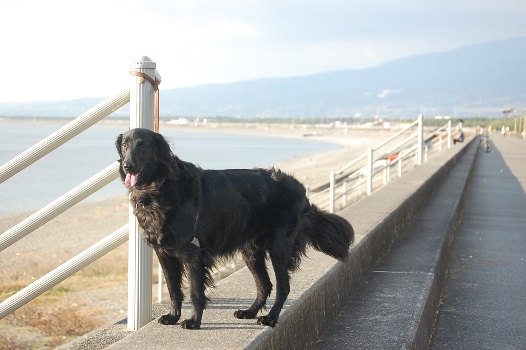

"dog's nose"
[123,161,135,172]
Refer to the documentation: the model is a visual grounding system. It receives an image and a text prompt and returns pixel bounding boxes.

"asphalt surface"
[429,134,526,349]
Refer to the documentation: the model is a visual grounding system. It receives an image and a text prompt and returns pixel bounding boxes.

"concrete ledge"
[312,138,479,349]
[251,138,477,350]
[407,143,479,349]
[73,138,476,350]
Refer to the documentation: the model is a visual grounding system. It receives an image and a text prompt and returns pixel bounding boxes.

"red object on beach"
[387,153,399,162]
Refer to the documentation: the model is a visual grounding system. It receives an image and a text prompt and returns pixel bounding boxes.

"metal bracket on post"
[127,56,159,331]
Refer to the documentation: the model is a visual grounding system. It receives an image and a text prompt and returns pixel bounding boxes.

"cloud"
[377,89,401,98]
[0,0,525,102]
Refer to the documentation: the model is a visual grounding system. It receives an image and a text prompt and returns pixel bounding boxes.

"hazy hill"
[1,37,524,119]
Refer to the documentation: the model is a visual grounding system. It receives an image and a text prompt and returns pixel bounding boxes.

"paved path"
[429,134,526,349]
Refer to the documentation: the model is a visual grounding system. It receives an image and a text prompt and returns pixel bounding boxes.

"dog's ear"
[154,132,179,180]
[154,133,172,161]
[115,134,123,159]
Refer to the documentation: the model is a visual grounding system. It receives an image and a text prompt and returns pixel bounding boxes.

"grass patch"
[43,286,74,298]
[8,304,101,336]
[0,333,29,350]
[0,245,128,348]
[1,302,103,349]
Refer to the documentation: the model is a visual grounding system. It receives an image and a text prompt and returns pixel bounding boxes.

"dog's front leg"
[155,249,184,325]
[181,252,209,330]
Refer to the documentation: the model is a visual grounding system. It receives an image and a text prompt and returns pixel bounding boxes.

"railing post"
[447,120,452,149]
[417,114,424,165]
[157,261,164,303]
[342,180,347,207]
[127,56,157,330]
[367,147,373,196]
[329,171,335,213]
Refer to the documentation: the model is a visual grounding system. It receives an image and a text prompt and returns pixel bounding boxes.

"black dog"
[116,128,354,329]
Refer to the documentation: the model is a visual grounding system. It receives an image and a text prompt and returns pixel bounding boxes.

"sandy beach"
[0,121,391,348]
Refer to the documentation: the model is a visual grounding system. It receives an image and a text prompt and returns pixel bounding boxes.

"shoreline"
[0,122,385,271]
[1,118,388,217]
[0,121,390,348]
[1,116,394,145]
[0,120,387,263]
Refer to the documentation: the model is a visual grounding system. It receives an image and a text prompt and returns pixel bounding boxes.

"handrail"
[0,225,128,319]
[0,57,159,331]
[335,119,419,175]
[0,89,130,184]
[335,152,367,175]
[382,132,418,158]
[0,162,120,252]
[326,117,453,213]
[372,119,419,152]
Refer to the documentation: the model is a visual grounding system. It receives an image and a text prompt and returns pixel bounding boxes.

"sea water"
[0,122,339,214]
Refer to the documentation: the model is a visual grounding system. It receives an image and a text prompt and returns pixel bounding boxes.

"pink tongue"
[125,173,138,187]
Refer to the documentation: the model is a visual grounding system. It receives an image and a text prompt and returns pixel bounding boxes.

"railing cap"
[131,56,156,69]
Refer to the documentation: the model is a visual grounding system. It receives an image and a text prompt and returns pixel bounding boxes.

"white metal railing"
[0,162,120,251]
[127,57,159,330]
[0,56,159,331]
[0,226,128,318]
[0,90,130,184]
[321,116,453,213]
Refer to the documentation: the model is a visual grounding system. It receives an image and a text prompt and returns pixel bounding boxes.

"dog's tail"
[303,205,354,261]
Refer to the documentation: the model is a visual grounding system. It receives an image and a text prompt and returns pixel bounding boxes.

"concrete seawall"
[73,137,477,350]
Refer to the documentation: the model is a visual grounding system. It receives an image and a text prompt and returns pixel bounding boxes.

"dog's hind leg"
[257,241,291,327]
[234,248,272,319]
[155,249,184,326]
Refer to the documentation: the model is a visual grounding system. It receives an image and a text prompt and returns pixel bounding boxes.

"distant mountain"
[1,37,524,119]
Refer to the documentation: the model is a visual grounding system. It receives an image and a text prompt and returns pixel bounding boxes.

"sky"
[0,0,525,103]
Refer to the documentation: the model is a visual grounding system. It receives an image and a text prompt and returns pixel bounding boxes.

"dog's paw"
[257,315,277,327]
[234,309,257,319]
[158,313,180,325]
[181,319,200,329]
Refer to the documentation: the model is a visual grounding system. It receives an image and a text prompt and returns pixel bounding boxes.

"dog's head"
[115,128,178,188]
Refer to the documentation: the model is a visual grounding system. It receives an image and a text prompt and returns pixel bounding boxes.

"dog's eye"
[122,142,127,149]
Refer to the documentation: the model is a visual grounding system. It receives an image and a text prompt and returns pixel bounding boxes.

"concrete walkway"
[69,137,475,349]
[71,134,515,350]
[429,134,526,349]
[312,137,478,350]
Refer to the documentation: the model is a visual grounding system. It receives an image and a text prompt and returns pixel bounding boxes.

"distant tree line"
[200,115,524,132]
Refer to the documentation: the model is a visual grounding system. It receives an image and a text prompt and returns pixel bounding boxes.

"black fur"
[116,128,354,329]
